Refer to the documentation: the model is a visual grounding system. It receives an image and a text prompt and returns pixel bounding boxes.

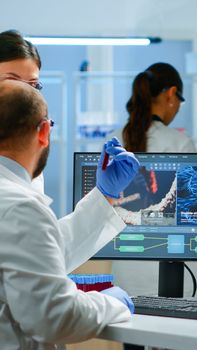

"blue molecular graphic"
[177,166,197,225]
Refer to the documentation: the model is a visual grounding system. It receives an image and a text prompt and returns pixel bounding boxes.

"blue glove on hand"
[96,137,140,198]
[101,286,134,315]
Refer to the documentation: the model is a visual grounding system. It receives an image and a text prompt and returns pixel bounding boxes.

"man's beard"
[32,144,50,179]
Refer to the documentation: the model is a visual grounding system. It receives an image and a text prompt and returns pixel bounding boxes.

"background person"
[0,29,44,192]
[0,79,139,349]
[111,62,196,153]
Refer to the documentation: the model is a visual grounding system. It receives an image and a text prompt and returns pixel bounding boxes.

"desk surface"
[98,314,197,350]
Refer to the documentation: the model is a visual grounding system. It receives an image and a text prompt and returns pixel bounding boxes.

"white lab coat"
[0,164,131,350]
[107,122,197,296]
[31,172,45,193]
[109,121,197,153]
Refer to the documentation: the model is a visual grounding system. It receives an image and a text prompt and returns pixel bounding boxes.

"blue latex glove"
[96,137,140,198]
[101,286,134,315]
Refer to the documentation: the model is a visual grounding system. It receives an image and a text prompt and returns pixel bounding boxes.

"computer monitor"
[73,152,197,297]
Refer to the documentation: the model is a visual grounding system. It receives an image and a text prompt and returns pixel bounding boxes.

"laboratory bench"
[97,313,197,350]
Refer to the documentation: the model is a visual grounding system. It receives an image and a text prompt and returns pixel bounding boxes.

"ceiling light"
[24,36,161,46]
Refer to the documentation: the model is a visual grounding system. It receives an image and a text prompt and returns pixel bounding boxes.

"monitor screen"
[73,152,197,262]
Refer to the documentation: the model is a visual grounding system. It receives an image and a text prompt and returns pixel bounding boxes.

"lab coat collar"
[152,114,165,124]
[0,164,53,207]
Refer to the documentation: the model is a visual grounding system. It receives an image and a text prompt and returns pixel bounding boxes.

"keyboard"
[131,295,197,319]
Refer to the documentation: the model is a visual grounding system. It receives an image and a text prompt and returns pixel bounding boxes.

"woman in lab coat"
[112,62,196,153]
[0,29,44,193]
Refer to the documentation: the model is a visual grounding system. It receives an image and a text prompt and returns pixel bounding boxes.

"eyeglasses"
[0,74,43,91]
[176,91,185,103]
[162,87,185,103]
[27,80,43,91]
[36,118,55,130]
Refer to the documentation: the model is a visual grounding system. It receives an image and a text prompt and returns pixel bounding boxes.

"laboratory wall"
[113,40,193,132]
[38,39,193,218]
[38,45,86,216]
[1,0,197,41]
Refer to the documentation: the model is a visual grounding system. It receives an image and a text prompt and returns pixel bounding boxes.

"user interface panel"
[73,153,197,260]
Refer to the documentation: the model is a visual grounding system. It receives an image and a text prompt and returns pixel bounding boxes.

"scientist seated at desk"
[0,79,139,350]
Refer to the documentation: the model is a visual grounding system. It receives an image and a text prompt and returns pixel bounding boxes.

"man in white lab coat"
[0,79,139,349]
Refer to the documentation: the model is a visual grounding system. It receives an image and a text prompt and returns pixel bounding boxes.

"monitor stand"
[158,261,184,297]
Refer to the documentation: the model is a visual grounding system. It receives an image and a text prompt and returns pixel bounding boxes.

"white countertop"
[97,314,197,350]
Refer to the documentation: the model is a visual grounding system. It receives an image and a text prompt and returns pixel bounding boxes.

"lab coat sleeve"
[180,136,197,152]
[2,199,131,344]
[58,187,126,273]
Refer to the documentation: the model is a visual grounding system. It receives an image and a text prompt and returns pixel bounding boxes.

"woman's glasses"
[0,74,43,91]
[176,91,185,103]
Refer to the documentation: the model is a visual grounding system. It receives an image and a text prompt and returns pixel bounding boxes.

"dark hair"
[122,62,183,152]
[0,81,46,150]
[0,30,41,69]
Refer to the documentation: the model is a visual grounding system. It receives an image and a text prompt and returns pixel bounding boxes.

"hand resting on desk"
[101,286,135,315]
